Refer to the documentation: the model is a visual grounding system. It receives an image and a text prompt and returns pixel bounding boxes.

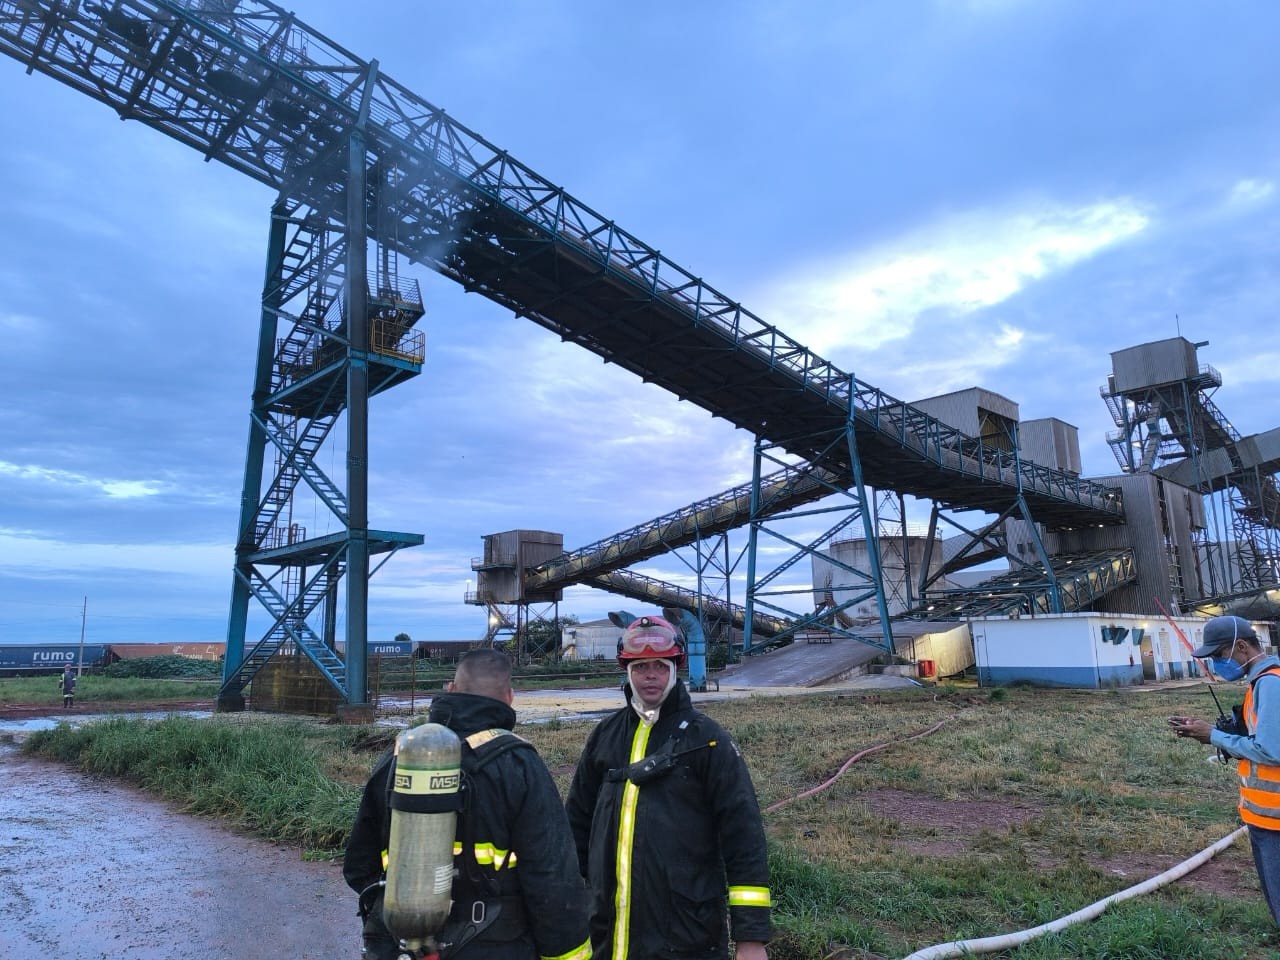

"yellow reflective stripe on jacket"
[728,885,773,908]
[451,840,519,869]
[381,849,389,871]
[1238,666,1280,829]
[612,720,652,960]
[474,843,517,869]
[541,938,592,960]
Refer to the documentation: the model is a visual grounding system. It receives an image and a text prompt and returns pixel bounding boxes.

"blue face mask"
[1211,656,1245,682]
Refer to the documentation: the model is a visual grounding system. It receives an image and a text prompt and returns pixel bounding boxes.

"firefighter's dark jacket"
[343,692,591,960]
[565,680,772,960]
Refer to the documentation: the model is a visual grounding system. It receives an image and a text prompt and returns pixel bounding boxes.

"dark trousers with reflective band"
[1248,825,1280,925]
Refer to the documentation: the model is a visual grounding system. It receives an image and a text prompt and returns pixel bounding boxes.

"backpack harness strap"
[437,729,535,955]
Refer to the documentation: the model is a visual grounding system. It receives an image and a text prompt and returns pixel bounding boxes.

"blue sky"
[2,0,1279,646]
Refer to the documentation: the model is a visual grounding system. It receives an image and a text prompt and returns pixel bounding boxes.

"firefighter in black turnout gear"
[344,650,591,960]
[566,616,772,960]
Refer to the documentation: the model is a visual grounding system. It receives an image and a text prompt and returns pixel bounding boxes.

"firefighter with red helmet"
[566,615,772,960]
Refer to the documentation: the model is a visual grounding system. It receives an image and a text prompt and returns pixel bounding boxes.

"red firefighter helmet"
[617,616,686,668]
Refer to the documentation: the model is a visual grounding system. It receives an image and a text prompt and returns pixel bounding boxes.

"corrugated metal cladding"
[1052,472,1206,611]
[1159,427,1280,490]
[910,387,1021,435]
[1157,446,1234,490]
[477,530,565,603]
[1110,337,1199,394]
[1240,426,1280,472]
[1020,418,1082,476]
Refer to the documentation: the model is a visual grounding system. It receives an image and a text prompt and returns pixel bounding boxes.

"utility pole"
[77,596,86,677]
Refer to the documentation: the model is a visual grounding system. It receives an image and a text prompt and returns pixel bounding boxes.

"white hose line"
[899,826,1248,960]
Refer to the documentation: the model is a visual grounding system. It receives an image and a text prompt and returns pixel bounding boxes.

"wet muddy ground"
[0,741,361,960]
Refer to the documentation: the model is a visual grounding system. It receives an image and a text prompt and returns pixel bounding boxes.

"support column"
[343,128,371,714]
[219,201,288,712]
[844,382,894,651]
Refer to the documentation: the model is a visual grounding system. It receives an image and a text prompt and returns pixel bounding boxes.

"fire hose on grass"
[898,826,1248,960]
[760,718,1247,959]
[764,719,951,814]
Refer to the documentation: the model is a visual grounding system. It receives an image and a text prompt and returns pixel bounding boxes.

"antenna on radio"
[1207,682,1228,722]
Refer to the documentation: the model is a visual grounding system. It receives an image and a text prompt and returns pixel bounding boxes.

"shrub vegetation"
[102,654,223,679]
[20,684,1280,959]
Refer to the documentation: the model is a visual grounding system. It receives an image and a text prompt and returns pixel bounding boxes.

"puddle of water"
[0,709,212,735]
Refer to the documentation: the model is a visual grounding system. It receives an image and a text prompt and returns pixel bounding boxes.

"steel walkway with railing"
[2,0,1126,543]
[900,549,1138,620]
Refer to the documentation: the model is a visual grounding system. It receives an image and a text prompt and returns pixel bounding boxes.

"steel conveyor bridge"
[2,0,1130,697]
[901,549,1137,620]
[527,463,1136,639]
[0,0,1124,519]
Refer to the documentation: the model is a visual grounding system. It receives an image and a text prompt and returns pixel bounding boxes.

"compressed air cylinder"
[382,722,462,947]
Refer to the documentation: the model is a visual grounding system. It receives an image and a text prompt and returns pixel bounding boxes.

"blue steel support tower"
[1,0,1131,700]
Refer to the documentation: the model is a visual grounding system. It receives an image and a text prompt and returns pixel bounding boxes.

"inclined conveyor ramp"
[1153,426,1280,528]
[0,0,1122,536]
[523,463,842,596]
[1,0,1134,691]
[901,549,1137,620]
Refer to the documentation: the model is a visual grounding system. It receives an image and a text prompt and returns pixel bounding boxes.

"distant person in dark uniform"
[58,664,76,708]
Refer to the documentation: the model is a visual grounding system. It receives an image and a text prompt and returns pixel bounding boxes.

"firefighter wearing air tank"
[344,649,591,960]
[566,616,772,960]
[1169,615,1280,925]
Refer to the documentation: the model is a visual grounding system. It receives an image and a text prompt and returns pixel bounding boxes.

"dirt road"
[0,743,361,960]
[0,679,910,960]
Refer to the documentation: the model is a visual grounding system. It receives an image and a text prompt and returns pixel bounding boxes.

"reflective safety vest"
[1238,665,1280,830]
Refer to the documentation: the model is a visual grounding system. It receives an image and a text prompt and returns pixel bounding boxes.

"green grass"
[0,674,219,705]
[19,684,1280,959]
[24,715,362,852]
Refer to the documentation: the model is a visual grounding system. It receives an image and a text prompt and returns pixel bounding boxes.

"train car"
[106,643,226,663]
[367,639,414,658]
[415,640,479,662]
[333,640,476,661]
[0,643,111,677]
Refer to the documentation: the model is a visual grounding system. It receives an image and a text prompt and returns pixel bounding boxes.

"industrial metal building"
[973,613,1274,688]
[5,1,1277,705]
[471,335,1279,688]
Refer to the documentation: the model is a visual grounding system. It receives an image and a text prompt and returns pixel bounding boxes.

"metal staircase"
[3,0,1135,694]
[221,553,348,696]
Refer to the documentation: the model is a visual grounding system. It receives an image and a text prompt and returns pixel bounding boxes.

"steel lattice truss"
[3,0,1148,679]
[2,0,1125,524]
[1101,363,1280,597]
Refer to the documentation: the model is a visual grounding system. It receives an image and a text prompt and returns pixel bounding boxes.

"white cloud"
[1215,352,1280,389]
[888,321,1041,396]
[1227,178,1275,208]
[754,199,1149,359]
[0,460,168,499]
[0,529,228,576]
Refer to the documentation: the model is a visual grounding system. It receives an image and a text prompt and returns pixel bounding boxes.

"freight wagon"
[0,644,111,677]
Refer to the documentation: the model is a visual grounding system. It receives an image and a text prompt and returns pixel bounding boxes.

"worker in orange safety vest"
[1169,615,1280,924]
